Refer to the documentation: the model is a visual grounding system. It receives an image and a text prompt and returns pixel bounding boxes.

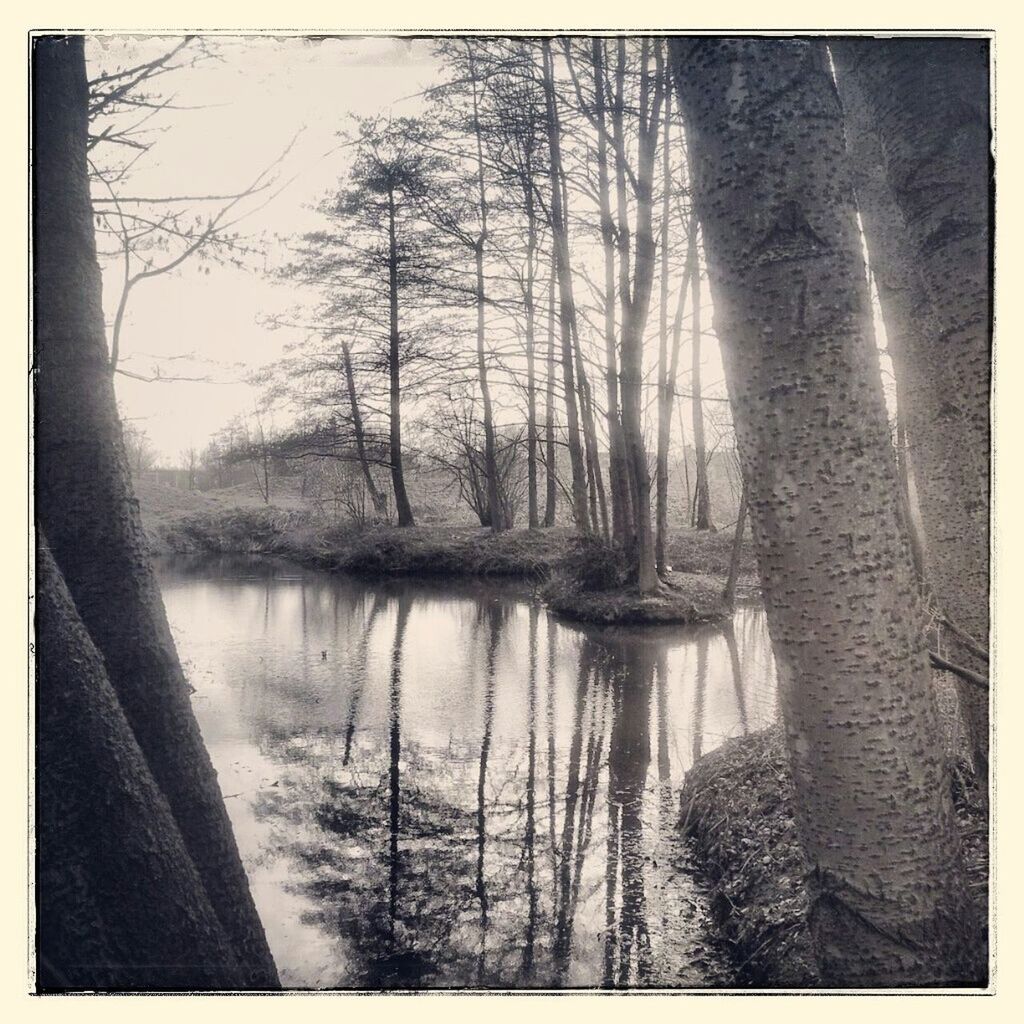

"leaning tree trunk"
[32,35,278,988]
[830,38,991,789]
[341,337,387,515]
[36,541,247,991]
[672,36,977,987]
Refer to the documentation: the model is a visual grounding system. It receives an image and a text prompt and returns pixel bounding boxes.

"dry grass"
[681,724,989,988]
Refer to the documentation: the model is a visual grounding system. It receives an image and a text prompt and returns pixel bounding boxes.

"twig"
[929,652,988,691]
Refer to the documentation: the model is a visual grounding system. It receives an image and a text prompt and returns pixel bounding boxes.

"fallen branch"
[939,615,989,664]
[929,652,988,691]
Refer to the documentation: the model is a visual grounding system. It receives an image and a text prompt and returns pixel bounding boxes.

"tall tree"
[689,224,712,530]
[33,34,278,988]
[540,38,590,532]
[672,36,977,985]
[611,38,665,592]
[829,38,992,787]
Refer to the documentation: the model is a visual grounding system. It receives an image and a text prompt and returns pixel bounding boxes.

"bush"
[554,534,630,593]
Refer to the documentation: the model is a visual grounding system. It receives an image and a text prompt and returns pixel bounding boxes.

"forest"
[33,32,991,992]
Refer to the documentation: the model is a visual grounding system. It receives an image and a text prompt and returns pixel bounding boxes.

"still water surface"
[156,555,778,989]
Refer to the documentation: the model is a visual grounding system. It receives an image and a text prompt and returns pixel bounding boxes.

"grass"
[137,478,757,624]
[680,724,989,988]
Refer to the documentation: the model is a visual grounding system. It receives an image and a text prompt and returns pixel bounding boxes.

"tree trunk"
[32,35,278,989]
[722,479,748,609]
[592,38,633,548]
[656,219,696,575]
[672,36,977,986]
[36,540,247,991]
[524,197,539,529]
[469,64,506,533]
[612,38,663,593]
[655,75,673,574]
[386,187,415,526]
[571,316,609,539]
[689,227,712,530]
[341,337,386,515]
[543,256,558,527]
[541,38,590,533]
[830,39,991,787]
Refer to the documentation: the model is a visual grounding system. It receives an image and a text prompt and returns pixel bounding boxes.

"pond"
[156,554,779,990]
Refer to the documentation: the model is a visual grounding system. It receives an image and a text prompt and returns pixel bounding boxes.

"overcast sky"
[86,34,882,465]
[87,35,441,461]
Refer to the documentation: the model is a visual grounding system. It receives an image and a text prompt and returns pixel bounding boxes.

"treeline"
[262,37,723,577]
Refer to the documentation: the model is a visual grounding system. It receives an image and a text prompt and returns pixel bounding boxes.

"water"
[156,554,778,990]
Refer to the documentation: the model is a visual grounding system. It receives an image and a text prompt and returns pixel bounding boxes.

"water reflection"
[157,554,777,989]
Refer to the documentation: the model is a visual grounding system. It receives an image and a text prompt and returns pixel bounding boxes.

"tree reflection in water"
[159,559,775,988]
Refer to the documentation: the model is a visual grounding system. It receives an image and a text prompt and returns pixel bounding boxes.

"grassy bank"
[138,480,757,623]
[680,726,989,988]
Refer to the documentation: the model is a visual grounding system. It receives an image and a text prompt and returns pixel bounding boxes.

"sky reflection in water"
[156,555,778,989]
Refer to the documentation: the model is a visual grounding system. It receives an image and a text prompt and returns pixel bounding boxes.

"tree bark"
[36,540,247,991]
[341,336,386,515]
[543,255,558,527]
[690,226,712,530]
[592,38,633,548]
[541,38,590,533]
[722,478,748,609]
[655,74,673,574]
[672,36,977,986]
[32,35,278,988]
[386,186,415,526]
[524,189,540,529]
[656,218,696,575]
[830,38,991,787]
[612,38,663,592]
[468,59,507,533]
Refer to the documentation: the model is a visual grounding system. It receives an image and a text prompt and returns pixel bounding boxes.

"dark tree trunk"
[543,257,558,527]
[592,39,633,549]
[672,36,976,986]
[386,187,415,526]
[525,202,540,529]
[32,35,278,988]
[541,38,590,533]
[36,541,247,991]
[341,337,387,515]
[689,227,712,530]
[722,479,748,609]
[612,38,663,593]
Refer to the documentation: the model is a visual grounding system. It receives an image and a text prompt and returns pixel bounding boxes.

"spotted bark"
[830,38,991,787]
[33,35,278,987]
[671,36,977,986]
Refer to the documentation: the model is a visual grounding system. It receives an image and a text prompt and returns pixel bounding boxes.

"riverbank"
[138,481,757,625]
[679,725,989,987]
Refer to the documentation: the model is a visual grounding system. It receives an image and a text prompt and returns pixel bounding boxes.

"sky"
[85,34,886,465]
[87,35,442,461]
